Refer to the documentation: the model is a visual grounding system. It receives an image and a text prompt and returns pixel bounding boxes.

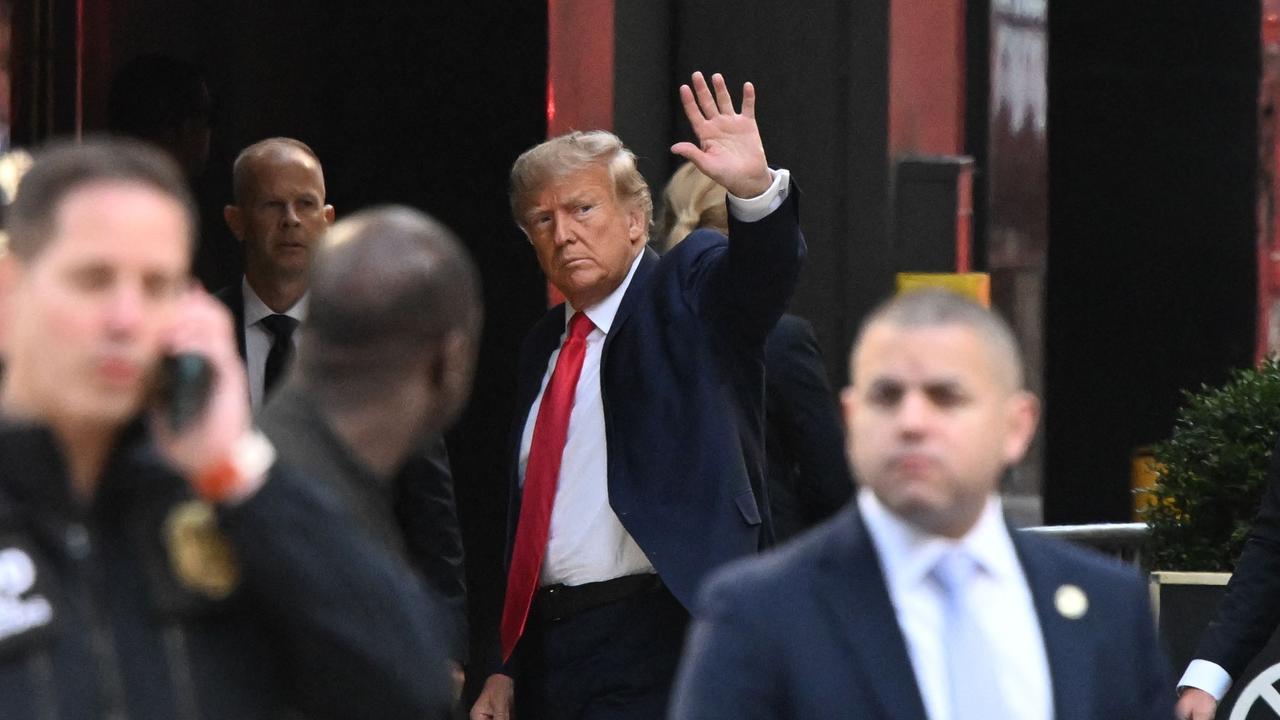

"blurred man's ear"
[323,205,335,225]
[223,205,245,243]
[1002,391,1041,466]
[424,330,477,432]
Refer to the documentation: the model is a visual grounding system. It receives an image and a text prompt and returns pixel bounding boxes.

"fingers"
[681,71,753,121]
[711,73,734,114]
[678,84,704,129]
[670,141,702,163]
[741,81,756,119]
[691,71,718,119]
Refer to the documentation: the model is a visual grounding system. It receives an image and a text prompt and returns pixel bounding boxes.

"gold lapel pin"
[1054,584,1088,620]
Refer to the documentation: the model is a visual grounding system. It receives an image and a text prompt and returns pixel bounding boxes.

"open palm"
[671,72,772,199]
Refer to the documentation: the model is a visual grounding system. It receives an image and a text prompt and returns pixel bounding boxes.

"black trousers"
[515,579,689,720]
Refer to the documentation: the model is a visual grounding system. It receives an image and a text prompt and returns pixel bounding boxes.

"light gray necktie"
[931,550,1012,720]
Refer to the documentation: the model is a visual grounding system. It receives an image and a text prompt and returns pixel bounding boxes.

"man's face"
[522,165,645,309]
[227,150,333,283]
[1,182,191,428]
[842,321,1038,538]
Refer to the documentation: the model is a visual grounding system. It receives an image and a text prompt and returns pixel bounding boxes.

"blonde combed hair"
[509,130,653,238]
[656,161,728,252]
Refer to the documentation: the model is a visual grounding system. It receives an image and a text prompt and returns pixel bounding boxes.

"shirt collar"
[564,249,644,335]
[858,488,1021,595]
[242,276,309,327]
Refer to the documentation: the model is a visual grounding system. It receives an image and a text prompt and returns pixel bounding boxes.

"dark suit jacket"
[213,280,249,362]
[670,504,1173,720]
[763,314,853,542]
[260,383,469,663]
[1193,436,1280,677]
[505,185,804,615]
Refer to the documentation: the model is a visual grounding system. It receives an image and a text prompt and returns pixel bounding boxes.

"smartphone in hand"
[150,354,213,433]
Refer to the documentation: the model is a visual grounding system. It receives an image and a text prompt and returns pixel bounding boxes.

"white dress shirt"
[517,169,791,587]
[1177,660,1232,701]
[859,489,1054,720]
[240,277,308,413]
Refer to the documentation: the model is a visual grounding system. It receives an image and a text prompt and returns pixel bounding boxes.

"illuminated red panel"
[544,0,614,306]
[887,0,965,156]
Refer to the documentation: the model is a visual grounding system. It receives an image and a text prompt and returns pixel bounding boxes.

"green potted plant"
[1143,357,1280,713]
[1145,357,1280,571]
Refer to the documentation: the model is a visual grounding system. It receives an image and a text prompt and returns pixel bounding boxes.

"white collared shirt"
[240,277,308,413]
[517,169,791,587]
[859,489,1053,720]
[1178,660,1232,701]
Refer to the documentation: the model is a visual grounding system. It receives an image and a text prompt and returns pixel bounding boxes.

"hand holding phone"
[150,353,214,434]
[151,288,255,491]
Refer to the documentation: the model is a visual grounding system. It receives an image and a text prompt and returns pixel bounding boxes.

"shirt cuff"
[726,168,791,223]
[1178,659,1233,701]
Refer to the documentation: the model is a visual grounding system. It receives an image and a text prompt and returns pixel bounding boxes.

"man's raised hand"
[671,71,772,200]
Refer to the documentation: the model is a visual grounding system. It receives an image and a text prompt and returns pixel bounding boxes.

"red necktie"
[499,311,595,661]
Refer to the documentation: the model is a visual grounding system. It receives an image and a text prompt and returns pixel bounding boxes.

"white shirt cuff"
[1178,659,1233,701]
[726,168,791,223]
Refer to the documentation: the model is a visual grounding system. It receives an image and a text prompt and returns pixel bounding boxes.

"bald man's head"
[224,138,333,292]
[231,138,323,206]
[299,206,482,428]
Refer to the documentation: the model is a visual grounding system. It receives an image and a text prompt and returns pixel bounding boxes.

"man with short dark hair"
[0,137,454,719]
[218,137,334,411]
[669,289,1173,720]
[471,71,804,720]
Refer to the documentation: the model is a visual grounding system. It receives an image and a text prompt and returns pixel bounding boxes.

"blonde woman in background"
[657,162,853,543]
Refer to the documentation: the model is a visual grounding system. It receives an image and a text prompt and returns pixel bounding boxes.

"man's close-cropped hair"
[7,137,195,261]
[853,288,1027,390]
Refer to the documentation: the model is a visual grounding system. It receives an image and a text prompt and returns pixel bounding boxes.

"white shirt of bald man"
[239,276,307,413]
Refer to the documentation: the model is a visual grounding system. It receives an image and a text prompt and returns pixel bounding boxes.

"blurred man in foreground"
[259,205,480,699]
[670,290,1172,720]
[0,138,453,719]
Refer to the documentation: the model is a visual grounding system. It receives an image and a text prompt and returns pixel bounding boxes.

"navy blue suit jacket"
[505,185,804,614]
[670,504,1173,720]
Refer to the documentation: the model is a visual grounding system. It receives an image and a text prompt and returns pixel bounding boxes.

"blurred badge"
[164,501,240,600]
[0,536,58,656]
[1054,584,1088,620]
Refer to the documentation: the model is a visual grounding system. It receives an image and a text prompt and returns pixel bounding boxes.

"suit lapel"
[1013,532,1092,720]
[603,247,657,353]
[816,508,929,720]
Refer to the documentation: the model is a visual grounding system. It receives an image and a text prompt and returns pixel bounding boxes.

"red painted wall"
[544,0,615,305]
[887,0,966,156]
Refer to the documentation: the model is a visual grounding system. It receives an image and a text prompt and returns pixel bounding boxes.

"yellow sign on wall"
[895,272,991,307]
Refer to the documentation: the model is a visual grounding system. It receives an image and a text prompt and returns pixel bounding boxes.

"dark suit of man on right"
[1176,440,1280,718]
[671,290,1173,720]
